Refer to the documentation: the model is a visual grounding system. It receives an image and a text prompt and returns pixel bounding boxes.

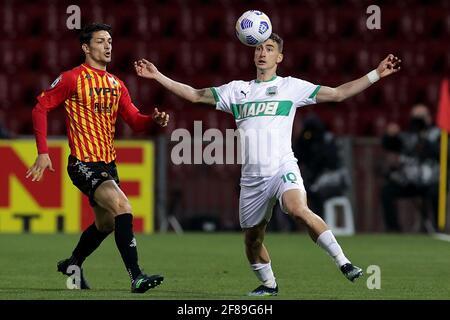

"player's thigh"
[93,180,131,215]
[281,188,309,216]
[275,162,307,215]
[67,156,121,208]
[239,183,275,229]
[93,205,115,233]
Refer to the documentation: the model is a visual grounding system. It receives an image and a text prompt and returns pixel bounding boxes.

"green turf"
[0,233,449,300]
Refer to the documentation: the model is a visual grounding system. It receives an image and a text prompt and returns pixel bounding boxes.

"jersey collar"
[255,75,278,83]
[82,63,107,76]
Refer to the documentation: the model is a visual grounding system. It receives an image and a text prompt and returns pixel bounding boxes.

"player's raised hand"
[134,59,159,79]
[25,153,55,182]
[152,108,169,127]
[376,54,401,78]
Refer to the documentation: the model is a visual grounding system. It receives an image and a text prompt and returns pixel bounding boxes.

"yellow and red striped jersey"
[32,63,152,163]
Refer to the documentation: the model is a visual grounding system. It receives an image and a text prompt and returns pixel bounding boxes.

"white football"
[235,10,272,47]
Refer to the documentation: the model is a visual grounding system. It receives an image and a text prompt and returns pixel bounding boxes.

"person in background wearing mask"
[380,104,440,232]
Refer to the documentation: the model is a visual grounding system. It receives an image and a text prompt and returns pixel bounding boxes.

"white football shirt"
[211,75,320,177]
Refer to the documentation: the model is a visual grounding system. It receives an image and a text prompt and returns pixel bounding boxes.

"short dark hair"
[79,23,112,45]
[269,33,283,52]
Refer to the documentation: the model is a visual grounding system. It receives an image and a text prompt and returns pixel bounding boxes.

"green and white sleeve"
[210,81,235,114]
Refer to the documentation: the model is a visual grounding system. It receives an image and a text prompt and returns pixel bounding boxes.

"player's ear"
[277,53,283,64]
[81,43,90,55]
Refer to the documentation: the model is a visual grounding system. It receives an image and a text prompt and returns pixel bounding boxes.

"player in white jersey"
[134,33,401,296]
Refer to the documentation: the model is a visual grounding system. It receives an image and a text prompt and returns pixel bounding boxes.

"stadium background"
[0,0,449,234]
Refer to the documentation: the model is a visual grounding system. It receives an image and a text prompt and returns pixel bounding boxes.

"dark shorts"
[67,155,120,207]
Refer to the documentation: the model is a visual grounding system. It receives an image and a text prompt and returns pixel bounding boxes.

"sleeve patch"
[50,75,62,89]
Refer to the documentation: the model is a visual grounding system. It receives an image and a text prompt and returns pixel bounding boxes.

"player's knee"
[111,197,132,215]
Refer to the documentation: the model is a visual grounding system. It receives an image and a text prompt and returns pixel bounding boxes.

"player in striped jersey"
[26,23,168,293]
[135,33,401,296]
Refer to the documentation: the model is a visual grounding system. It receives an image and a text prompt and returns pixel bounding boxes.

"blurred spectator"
[0,111,11,139]
[380,104,440,232]
[294,114,350,217]
[0,126,10,138]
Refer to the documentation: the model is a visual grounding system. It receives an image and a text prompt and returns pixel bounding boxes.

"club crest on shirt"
[266,86,278,96]
[108,76,118,86]
[50,75,62,88]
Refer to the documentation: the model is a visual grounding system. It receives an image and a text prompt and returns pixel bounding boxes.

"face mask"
[409,117,427,132]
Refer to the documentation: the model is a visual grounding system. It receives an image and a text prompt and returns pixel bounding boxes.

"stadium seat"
[0,2,16,38]
[0,41,17,73]
[380,6,404,40]
[0,73,12,110]
[149,39,188,74]
[15,3,48,38]
[105,3,142,38]
[189,41,250,79]
[12,73,41,109]
[192,4,234,40]
[147,5,193,40]
[277,6,315,40]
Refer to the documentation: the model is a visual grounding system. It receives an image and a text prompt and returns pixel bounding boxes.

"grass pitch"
[0,233,449,300]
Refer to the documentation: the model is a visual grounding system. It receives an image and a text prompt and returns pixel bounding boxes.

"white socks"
[316,230,350,267]
[249,231,349,287]
[251,262,277,288]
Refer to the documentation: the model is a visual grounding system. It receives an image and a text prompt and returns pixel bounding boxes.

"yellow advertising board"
[0,140,154,233]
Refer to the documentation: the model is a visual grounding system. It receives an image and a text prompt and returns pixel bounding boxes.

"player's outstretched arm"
[134,59,216,105]
[316,54,401,103]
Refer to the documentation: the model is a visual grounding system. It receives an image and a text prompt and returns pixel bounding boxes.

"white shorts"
[239,161,305,229]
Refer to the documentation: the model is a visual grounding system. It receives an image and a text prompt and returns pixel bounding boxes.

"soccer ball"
[235,10,272,47]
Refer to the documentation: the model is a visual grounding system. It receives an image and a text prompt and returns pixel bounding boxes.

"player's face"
[254,39,283,71]
[84,30,112,65]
